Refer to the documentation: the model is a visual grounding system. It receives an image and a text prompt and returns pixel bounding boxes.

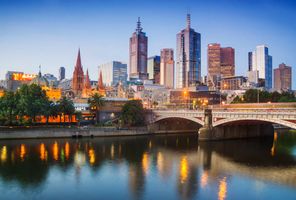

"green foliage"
[232,89,296,103]
[0,84,75,126]
[120,100,145,127]
[88,93,105,124]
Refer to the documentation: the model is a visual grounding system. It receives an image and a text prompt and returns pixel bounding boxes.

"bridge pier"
[198,109,274,140]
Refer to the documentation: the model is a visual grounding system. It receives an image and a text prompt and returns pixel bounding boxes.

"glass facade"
[98,61,127,86]
[176,14,201,89]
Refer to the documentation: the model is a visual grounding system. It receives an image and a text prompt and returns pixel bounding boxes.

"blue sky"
[0,0,295,88]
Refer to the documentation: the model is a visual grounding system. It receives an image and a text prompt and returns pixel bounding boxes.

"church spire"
[84,69,91,90]
[76,48,82,70]
[98,70,104,90]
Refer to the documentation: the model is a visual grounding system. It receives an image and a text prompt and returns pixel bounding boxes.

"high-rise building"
[147,56,160,84]
[59,66,65,81]
[129,17,148,81]
[248,52,253,71]
[176,14,201,88]
[72,49,84,95]
[207,43,235,89]
[160,48,174,88]
[220,47,235,77]
[249,45,273,89]
[274,63,292,91]
[207,43,221,88]
[98,61,128,86]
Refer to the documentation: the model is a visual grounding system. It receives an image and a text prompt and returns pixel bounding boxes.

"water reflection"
[0,131,295,199]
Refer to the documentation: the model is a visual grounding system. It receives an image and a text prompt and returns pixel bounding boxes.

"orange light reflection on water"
[53,142,59,161]
[218,177,227,200]
[20,144,26,161]
[180,156,188,183]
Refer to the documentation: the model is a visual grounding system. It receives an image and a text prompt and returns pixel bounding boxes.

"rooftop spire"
[38,65,42,77]
[186,13,191,29]
[136,17,143,33]
[76,48,82,70]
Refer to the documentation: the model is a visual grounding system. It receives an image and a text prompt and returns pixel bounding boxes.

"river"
[0,130,295,200]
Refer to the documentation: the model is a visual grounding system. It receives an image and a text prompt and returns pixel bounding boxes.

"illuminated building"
[221,76,247,90]
[129,17,148,81]
[82,69,92,98]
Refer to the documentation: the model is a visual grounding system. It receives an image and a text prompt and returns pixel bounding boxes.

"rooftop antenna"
[136,17,143,33]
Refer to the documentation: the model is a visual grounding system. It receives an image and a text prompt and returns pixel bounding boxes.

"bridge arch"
[213,118,296,130]
[153,116,204,126]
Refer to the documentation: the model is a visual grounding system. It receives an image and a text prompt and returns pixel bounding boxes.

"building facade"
[129,17,148,81]
[274,63,292,91]
[248,45,272,89]
[176,14,201,88]
[160,48,174,89]
[59,66,65,81]
[221,76,247,90]
[98,61,128,86]
[207,43,235,89]
[147,56,160,84]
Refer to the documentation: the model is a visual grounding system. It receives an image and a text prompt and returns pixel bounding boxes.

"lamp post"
[183,89,188,109]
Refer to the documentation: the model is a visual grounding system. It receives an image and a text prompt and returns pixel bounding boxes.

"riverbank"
[0,126,151,140]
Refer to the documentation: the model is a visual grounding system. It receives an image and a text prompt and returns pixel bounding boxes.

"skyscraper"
[274,63,292,91]
[129,17,148,81]
[249,45,273,89]
[207,43,235,89]
[160,48,174,88]
[59,66,65,81]
[220,47,235,77]
[207,43,221,88]
[72,49,84,96]
[176,14,201,88]
[147,56,160,84]
[98,61,128,86]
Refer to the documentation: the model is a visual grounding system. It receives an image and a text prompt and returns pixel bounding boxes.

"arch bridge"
[147,108,296,140]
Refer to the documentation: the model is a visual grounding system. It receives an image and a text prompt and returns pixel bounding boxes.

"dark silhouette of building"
[59,66,65,81]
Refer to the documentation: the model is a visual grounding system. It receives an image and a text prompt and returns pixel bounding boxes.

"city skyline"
[0,0,296,89]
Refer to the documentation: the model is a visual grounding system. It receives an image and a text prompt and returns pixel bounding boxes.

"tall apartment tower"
[147,56,161,84]
[59,66,65,81]
[176,14,201,88]
[72,49,84,96]
[207,43,235,88]
[160,48,174,88]
[274,63,292,91]
[129,17,148,81]
[249,45,272,89]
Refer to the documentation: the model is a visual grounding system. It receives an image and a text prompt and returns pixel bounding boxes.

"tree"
[0,91,19,125]
[58,96,75,124]
[120,100,145,127]
[88,93,105,124]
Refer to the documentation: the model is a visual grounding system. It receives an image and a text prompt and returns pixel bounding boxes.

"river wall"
[0,127,150,140]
